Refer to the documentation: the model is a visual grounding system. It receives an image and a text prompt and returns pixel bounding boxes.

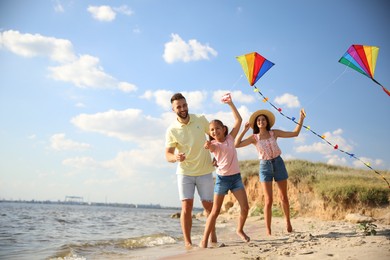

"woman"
[235,108,306,235]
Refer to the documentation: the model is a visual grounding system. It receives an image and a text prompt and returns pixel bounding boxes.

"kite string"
[303,66,349,109]
[253,85,390,189]
[226,74,244,94]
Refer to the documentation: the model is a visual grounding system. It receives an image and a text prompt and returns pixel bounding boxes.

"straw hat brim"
[249,110,275,129]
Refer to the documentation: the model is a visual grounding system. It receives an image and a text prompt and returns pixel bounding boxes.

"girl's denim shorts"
[214,173,244,195]
[259,156,288,182]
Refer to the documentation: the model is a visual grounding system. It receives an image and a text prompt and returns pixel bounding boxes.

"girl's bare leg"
[232,188,250,242]
[199,194,224,248]
[261,181,273,235]
[276,180,292,232]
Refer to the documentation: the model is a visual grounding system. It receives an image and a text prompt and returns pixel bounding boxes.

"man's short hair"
[170,93,186,103]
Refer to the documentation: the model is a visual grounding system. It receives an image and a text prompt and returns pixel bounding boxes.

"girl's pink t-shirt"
[211,134,240,176]
[253,131,282,160]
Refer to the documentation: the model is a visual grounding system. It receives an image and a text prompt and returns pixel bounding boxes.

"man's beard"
[177,110,188,119]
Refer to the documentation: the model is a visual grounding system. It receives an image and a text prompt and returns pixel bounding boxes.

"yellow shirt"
[165,114,214,176]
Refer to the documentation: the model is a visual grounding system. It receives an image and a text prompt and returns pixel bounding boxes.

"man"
[165,93,217,247]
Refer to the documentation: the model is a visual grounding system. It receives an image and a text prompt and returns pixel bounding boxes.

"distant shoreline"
[0,199,189,210]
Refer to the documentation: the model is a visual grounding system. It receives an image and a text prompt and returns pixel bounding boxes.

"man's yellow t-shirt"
[165,114,214,176]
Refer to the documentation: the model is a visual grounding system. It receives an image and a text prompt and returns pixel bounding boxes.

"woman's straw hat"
[249,109,275,129]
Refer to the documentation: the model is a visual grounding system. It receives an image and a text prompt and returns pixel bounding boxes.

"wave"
[49,233,179,259]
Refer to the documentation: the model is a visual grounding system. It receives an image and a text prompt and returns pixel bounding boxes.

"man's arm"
[165,147,186,163]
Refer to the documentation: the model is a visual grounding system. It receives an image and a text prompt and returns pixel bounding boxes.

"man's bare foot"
[237,230,250,242]
[266,228,272,236]
[185,243,193,250]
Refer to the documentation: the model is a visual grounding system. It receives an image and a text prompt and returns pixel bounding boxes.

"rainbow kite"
[236,52,274,86]
[339,44,390,96]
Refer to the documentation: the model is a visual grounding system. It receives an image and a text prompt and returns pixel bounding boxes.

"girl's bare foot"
[237,230,250,242]
[210,232,217,243]
[198,240,207,248]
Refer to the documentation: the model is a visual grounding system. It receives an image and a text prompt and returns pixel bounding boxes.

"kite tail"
[382,86,390,96]
[372,78,390,96]
[252,84,390,189]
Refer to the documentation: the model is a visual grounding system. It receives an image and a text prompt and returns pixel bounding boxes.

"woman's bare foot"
[287,224,293,233]
[266,227,272,236]
[237,230,250,242]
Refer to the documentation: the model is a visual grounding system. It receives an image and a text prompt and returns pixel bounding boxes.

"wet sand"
[158,215,390,260]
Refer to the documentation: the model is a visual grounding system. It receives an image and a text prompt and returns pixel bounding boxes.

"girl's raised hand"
[221,93,232,103]
[300,108,306,119]
[244,122,251,131]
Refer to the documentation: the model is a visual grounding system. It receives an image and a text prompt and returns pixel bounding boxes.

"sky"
[1,0,389,207]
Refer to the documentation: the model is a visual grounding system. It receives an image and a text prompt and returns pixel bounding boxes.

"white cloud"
[48,55,137,92]
[325,154,348,166]
[113,5,134,16]
[87,5,116,21]
[163,33,217,63]
[62,139,169,178]
[50,133,91,151]
[75,102,86,108]
[352,157,384,169]
[71,109,167,142]
[152,90,175,110]
[119,82,137,92]
[182,91,208,110]
[103,140,167,178]
[274,93,300,108]
[48,55,116,88]
[141,90,208,111]
[0,30,76,63]
[294,133,307,143]
[62,156,100,169]
[211,90,255,104]
[28,134,37,140]
[295,128,352,155]
[53,0,64,13]
[140,90,154,100]
[87,5,134,22]
[0,30,136,92]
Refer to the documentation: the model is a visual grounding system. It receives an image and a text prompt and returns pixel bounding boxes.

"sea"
[0,201,206,260]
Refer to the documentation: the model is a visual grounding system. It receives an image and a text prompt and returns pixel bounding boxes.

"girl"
[235,108,306,236]
[200,94,250,248]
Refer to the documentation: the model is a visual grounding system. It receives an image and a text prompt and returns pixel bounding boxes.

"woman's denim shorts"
[214,173,245,195]
[259,156,288,182]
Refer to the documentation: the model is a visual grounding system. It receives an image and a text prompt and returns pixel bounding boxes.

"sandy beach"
[158,214,390,260]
